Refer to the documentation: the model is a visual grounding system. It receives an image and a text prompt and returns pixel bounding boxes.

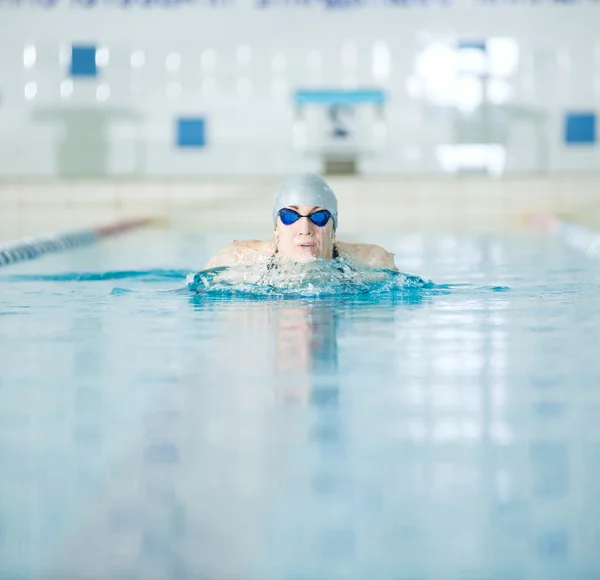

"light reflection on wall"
[23,43,36,69]
[412,38,520,175]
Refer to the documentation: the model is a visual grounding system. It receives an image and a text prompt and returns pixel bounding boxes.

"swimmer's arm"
[203,239,273,269]
[363,245,398,271]
[337,242,398,271]
[203,246,238,270]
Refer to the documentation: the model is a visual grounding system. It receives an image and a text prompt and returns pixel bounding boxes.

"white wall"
[1,0,600,178]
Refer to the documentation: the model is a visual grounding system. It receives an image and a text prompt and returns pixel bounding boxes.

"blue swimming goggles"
[277,207,332,227]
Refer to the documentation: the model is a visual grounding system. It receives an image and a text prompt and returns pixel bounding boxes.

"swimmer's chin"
[293,252,328,264]
[294,253,317,263]
[291,245,324,262]
[277,252,321,265]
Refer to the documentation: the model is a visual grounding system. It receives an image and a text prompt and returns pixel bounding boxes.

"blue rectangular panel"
[177,117,206,148]
[564,112,596,144]
[294,89,386,106]
[69,45,97,78]
[458,40,487,52]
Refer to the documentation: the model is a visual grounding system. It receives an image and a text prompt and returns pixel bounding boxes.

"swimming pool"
[1,227,599,580]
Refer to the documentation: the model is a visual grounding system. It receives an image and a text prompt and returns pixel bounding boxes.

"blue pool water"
[1,229,600,580]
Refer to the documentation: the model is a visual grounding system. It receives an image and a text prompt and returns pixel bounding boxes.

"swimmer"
[204,173,398,271]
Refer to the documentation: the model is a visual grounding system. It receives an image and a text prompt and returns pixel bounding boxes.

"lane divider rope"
[0,217,154,268]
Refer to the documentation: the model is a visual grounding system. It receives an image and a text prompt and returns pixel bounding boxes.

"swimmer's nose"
[297,217,313,234]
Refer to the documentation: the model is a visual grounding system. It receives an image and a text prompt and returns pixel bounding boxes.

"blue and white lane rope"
[525,213,600,259]
[554,219,600,259]
[0,217,154,268]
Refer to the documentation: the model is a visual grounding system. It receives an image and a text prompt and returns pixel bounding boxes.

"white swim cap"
[273,173,338,229]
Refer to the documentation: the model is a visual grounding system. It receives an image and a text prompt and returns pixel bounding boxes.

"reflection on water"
[0,233,599,580]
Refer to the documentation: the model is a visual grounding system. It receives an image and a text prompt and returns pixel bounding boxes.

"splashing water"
[186,259,434,298]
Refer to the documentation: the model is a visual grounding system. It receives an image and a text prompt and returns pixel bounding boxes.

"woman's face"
[274,205,335,262]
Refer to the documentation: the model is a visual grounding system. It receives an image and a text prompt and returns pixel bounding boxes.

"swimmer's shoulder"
[203,239,274,269]
[336,241,398,271]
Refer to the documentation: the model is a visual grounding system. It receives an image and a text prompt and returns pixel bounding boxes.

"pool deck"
[1,174,599,241]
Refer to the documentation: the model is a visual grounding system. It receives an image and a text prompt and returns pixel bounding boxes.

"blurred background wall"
[0,0,599,180]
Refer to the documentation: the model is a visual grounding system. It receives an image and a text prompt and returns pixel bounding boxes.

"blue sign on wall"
[564,112,596,145]
[177,117,206,148]
[294,89,386,106]
[458,40,486,51]
[69,45,98,77]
